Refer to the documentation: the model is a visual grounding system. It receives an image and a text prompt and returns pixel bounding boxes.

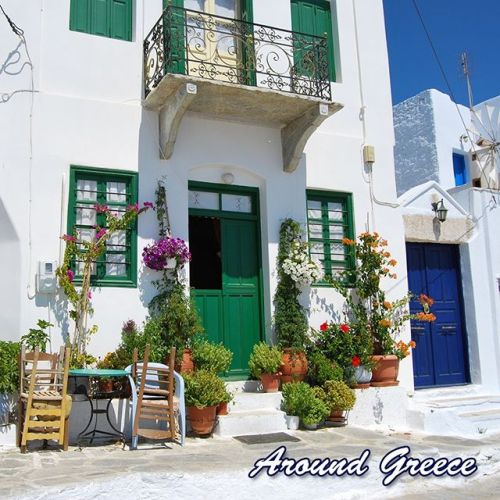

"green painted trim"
[67,165,138,288]
[306,189,355,287]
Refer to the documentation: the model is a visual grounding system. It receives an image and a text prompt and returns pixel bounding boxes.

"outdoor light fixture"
[221,173,234,184]
[431,199,448,223]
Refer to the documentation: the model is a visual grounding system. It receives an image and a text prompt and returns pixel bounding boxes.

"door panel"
[193,290,223,345]
[407,243,468,388]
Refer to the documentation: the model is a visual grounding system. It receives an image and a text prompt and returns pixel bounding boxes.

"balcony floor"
[144,73,340,127]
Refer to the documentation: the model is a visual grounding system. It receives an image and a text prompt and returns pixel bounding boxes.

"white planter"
[285,414,299,430]
[354,366,372,384]
[166,258,177,269]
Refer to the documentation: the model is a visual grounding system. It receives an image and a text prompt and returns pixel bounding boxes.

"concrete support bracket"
[159,83,198,159]
[281,102,342,173]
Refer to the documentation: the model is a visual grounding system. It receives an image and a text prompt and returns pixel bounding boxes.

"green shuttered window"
[70,0,133,41]
[306,190,355,285]
[67,166,138,287]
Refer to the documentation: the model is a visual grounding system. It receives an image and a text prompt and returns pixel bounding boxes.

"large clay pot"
[260,373,281,393]
[187,405,217,436]
[281,350,308,384]
[370,355,399,387]
[175,348,194,374]
[216,402,229,416]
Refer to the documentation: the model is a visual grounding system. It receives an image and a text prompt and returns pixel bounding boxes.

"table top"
[69,368,129,378]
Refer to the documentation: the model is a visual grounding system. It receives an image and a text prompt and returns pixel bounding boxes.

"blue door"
[406,243,469,388]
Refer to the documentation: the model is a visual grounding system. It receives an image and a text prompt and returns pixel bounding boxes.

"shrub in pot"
[322,380,356,425]
[307,351,343,387]
[192,338,233,374]
[184,370,227,436]
[248,342,283,392]
[281,382,310,429]
[216,387,234,416]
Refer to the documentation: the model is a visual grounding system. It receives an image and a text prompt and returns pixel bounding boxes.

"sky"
[383,0,500,107]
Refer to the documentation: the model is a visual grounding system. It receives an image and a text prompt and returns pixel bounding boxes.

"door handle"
[441,326,456,335]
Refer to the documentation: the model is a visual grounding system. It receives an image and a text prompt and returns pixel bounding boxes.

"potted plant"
[301,386,330,430]
[306,350,344,387]
[184,370,227,436]
[281,381,310,430]
[191,338,233,374]
[216,387,233,416]
[322,380,356,425]
[274,219,320,383]
[0,341,20,428]
[248,342,283,393]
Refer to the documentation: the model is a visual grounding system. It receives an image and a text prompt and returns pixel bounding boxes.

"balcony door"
[165,0,254,84]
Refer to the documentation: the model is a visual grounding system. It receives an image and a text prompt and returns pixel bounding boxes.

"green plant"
[220,386,234,404]
[274,219,309,349]
[183,370,227,408]
[307,351,343,386]
[302,395,330,427]
[0,341,20,393]
[322,380,356,411]
[20,320,53,351]
[70,351,98,369]
[248,342,283,378]
[192,338,233,373]
[281,381,311,416]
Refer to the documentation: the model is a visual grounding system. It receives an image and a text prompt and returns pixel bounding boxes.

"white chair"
[125,347,185,449]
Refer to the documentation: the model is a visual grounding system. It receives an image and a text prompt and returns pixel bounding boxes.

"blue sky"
[383,0,500,106]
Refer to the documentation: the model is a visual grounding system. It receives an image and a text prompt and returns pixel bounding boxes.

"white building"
[1,1,411,407]
[394,89,500,435]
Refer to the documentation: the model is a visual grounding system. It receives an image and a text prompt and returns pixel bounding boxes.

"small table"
[69,369,132,447]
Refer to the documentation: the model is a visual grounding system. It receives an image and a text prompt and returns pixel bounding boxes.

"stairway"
[213,381,288,437]
[407,385,500,437]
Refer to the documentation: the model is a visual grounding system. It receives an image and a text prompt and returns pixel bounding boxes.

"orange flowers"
[394,340,416,358]
[415,312,436,322]
[379,319,392,328]
[418,294,434,307]
[389,259,397,267]
[341,238,356,245]
[383,301,393,310]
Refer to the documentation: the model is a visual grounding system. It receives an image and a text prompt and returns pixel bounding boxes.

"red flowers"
[340,324,350,334]
[320,322,328,331]
[94,204,109,214]
[351,356,361,367]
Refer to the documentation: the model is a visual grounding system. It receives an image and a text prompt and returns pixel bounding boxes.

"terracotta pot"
[187,405,217,436]
[281,349,308,384]
[216,401,229,416]
[175,348,194,374]
[370,355,399,387]
[327,409,346,424]
[260,373,281,393]
[98,379,114,393]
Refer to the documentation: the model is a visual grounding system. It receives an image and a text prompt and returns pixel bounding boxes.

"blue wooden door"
[406,243,468,388]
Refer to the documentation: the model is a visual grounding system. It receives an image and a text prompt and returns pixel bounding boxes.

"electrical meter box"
[37,261,58,293]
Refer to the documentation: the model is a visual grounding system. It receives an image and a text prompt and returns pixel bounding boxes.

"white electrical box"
[37,261,58,293]
[363,145,376,164]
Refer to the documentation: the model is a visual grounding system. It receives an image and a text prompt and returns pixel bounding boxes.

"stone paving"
[1,426,500,499]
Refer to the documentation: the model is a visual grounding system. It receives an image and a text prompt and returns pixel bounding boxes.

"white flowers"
[282,241,321,285]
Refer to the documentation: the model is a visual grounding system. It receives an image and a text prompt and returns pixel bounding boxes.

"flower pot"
[281,349,308,384]
[370,355,399,387]
[354,365,372,389]
[303,422,320,430]
[175,349,194,374]
[187,405,217,436]
[166,258,177,269]
[216,401,229,416]
[327,409,347,426]
[285,415,300,430]
[260,373,281,393]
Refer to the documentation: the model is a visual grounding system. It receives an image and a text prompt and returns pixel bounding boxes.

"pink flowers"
[94,204,109,214]
[66,269,75,282]
[87,291,92,299]
[127,203,139,213]
[61,234,76,242]
[340,324,350,334]
[142,237,191,270]
[320,322,328,332]
[143,201,154,210]
[96,228,107,240]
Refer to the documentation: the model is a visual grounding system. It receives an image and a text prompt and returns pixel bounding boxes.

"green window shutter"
[306,190,355,286]
[67,166,138,288]
[70,0,90,33]
[110,0,132,41]
[291,0,336,82]
[70,0,132,41]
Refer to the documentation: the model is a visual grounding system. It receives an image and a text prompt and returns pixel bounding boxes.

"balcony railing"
[144,6,332,101]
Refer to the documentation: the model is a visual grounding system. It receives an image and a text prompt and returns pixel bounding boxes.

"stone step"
[422,395,500,409]
[226,380,260,394]
[459,408,500,420]
[230,391,282,412]
[214,409,288,437]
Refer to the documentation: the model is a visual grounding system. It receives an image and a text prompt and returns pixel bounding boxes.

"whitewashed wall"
[0,1,410,387]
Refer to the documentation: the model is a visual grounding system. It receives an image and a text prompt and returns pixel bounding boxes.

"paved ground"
[1,426,500,499]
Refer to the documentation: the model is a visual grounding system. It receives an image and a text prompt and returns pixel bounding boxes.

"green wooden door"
[221,218,261,377]
[291,0,336,81]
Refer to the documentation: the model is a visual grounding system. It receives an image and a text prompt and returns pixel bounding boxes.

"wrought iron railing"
[144,6,332,101]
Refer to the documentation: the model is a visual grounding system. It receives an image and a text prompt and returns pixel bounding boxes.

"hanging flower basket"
[142,237,191,271]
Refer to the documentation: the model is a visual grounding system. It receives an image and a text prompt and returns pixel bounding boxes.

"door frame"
[407,242,471,389]
[188,180,265,378]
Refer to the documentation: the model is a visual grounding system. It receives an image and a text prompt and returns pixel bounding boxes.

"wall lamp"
[431,199,448,223]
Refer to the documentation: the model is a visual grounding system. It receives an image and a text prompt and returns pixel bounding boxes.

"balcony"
[143,6,342,171]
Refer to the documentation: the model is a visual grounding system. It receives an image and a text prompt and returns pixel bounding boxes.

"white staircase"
[214,381,288,437]
[407,385,500,437]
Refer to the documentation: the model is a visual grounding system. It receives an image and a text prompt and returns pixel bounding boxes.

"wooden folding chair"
[130,345,181,449]
[17,346,71,453]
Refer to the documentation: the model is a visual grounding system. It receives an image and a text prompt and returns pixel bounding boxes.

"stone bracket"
[281,102,342,173]
[159,83,198,159]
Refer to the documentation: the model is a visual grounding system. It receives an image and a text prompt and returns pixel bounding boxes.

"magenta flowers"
[66,269,75,282]
[96,228,107,240]
[142,237,191,270]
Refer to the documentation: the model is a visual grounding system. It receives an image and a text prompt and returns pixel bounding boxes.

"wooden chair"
[127,345,185,449]
[17,346,71,453]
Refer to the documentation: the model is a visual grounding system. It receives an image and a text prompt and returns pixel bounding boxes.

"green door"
[291,0,336,81]
[189,184,262,377]
[163,0,186,75]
